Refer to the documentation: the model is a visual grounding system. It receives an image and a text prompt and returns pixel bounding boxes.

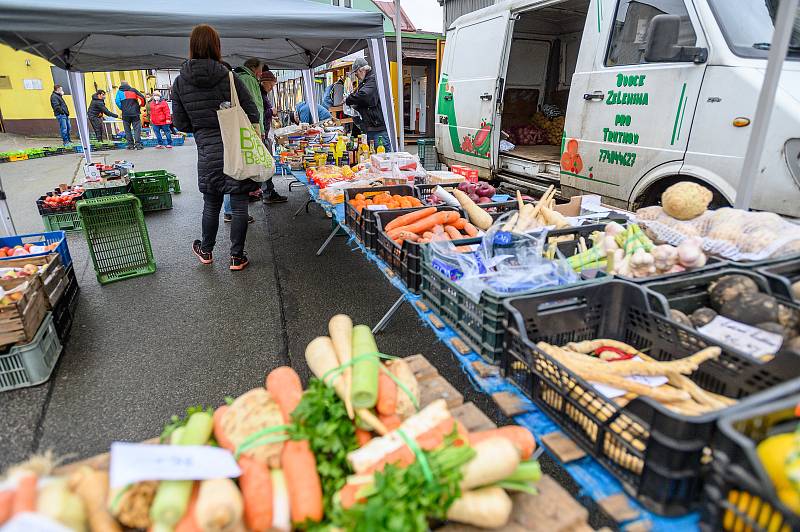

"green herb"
[160,405,215,443]
[289,378,359,519]
[332,430,475,532]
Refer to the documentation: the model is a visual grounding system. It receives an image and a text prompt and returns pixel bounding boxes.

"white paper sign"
[366,204,388,211]
[698,316,782,361]
[1,513,71,532]
[109,442,241,488]
[590,356,668,399]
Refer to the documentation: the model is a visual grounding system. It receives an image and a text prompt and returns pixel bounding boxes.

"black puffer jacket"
[171,59,260,195]
[87,94,118,120]
[345,70,385,132]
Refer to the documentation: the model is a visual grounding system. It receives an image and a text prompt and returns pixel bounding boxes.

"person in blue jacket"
[293,101,331,124]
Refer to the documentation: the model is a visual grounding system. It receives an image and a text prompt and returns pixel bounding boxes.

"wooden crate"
[0,282,47,348]
[0,254,65,308]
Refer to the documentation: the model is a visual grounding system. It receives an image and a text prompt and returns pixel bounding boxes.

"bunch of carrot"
[384,206,479,245]
[349,192,423,213]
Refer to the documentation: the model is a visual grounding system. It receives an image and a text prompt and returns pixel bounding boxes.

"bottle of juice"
[336,136,346,163]
[376,136,386,154]
[369,140,375,155]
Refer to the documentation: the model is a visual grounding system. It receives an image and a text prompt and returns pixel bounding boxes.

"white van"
[435,0,800,217]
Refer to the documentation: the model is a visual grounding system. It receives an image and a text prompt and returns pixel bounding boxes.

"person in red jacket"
[148,91,173,149]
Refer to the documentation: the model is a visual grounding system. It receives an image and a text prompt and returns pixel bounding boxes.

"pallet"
[52,355,594,531]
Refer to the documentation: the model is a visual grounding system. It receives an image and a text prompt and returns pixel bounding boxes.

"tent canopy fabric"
[0,0,385,71]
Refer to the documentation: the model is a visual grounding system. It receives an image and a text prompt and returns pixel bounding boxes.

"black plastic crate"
[758,257,800,305]
[374,205,461,294]
[343,185,416,251]
[727,253,800,270]
[503,280,800,516]
[52,265,79,341]
[700,383,800,532]
[36,193,83,215]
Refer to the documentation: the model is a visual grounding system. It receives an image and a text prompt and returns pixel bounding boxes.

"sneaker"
[263,192,288,204]
[166,145,173,149]
[192,240,213,264]
[156,145,165,149]
[224,214,255,224]
[230,254,250,271]
[126,146,135,150]
[135,145,144,150]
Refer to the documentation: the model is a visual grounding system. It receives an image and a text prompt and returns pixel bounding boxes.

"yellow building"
[0,45,149,137]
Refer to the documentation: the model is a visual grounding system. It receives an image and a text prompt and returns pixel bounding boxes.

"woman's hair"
[189,24,222,61]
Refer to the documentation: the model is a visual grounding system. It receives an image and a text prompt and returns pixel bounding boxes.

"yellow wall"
[0,45,147,123]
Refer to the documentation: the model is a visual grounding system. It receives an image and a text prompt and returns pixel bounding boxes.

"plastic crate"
[700,383,800,532]
[51,266,79,342]
[83,182,131,199]
[36,194,82,215]
[172,136,185,146]
[130,173,171,194]
[141,138,158,147]
[0,231,72,269]
[76,194,156,284]
[757,257,800,305]
[503,280,800,515]
[343,185,416,251]
[169,176,181,194]
[415,183,459,204]
[0,313,62,392]
[41,212,82,233]
[420,223,603,363]
[374,205,461,294]
[136,192,173,212]
[417,138,441,171]
[9,153,28,162]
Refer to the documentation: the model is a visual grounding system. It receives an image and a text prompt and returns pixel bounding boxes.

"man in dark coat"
[115,80,146,149]
[87,90,118,142]
[171,57,260,268]
[50,85,71,145]
[346,57,389,149]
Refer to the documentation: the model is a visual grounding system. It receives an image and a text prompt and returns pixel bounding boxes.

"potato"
[792,280,800,300]
[786,336,800,353]
[661,182,713,220]
[690,307,717,328]
[708,275,760,310]
[670,309,693,328]
[777,304,800,331]
[719,292,779,325]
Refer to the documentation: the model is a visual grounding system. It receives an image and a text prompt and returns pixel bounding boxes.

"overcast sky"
[401,0,444,33]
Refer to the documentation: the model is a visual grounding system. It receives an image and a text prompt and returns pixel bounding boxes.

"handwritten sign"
[698,316,782,361]
[590,356,668,399]
[109,442,241,488]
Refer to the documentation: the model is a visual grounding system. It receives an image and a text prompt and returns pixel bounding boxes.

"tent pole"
[302,69,318,123]
[394,0,404,150]
[735,0,798,210]
[367,38,398,151]
[67,71,92,164]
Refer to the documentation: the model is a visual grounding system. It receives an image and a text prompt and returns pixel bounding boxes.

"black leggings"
[201,192,249,257]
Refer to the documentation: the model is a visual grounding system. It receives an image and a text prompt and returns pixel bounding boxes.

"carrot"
[0,491,13,525]
[418,238,430,244]
[395,231,419,243]
[422,231,435,240]
[464,222,479,237]
[363,417,462,474]
[213,405,235,452]
[239,456,273,532]
[448,218,467,230]
[376,372,397,416]
[392,211,459,235]
[174,483,201,532]
[281,440,323,524]
[385,207,437,231]
[468,426,536,460]
[433,224,445,235]
[11,473,36,515]
[445,225,463,240]
[355,428,373,446]
[338,483,366,509]
[266,366,304,423]
[378,414,402,431]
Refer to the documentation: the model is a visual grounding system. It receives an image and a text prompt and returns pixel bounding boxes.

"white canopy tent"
[0,0,399,163]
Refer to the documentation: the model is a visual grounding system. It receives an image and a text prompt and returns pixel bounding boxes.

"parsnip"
[385,359,419,419]
[460,437,520,489]
[446,486,513,529]
[305,336,346,400]
[195,478,243,532]
[329,314,355,419]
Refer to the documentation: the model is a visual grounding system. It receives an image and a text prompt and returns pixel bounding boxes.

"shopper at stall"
[172,24,261,271]
[260,70,287,204]
[87,89,118,142]
[234,58,266,130]
[148,91,173,149]
[346,57,389,148]
[115,80,146,150]
[50,85,71,145]
[293,101,332,124]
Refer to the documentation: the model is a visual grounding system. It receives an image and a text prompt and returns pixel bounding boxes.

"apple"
[23,264,38,274]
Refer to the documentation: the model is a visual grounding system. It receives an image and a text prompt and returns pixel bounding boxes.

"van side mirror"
[644,14,708,64]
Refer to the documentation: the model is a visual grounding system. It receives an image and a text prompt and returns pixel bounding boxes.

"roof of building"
[373,0,417,32]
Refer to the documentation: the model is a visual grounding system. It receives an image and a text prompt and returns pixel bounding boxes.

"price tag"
[698,316,782,361]
[109,442,241,488]
[365,204,388,211]
[590,356,668,399]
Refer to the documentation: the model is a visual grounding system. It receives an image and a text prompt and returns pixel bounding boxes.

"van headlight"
[787,139,800,188]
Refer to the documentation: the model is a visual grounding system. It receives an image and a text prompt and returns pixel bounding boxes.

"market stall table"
[291,169,701,531]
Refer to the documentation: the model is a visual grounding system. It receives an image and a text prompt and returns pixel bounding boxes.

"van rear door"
[436,9,514,172]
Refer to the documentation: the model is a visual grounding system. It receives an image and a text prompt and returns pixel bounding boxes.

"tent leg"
[302,70,318,123]
[0,172,17,237]
[368,38,399,151]
[67,71,92,164]
[316,223,342,256]
[373,295,405,334]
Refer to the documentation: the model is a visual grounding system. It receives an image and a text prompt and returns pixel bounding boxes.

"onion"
[475,183,495,198]
[476,197,492,204]
[468,193,480,202]
[457,181,475,194]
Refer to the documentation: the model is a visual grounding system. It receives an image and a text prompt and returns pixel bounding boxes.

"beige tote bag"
[218,72,275,182]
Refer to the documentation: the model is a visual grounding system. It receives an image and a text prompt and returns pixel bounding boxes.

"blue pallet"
[0,231,72,269]
[141,138,158,147]
[172,137,185,146]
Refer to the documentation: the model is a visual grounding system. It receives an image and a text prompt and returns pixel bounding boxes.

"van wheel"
[633,177,730,211]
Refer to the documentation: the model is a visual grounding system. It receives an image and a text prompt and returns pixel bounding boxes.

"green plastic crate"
[130,174,170,194]
[136,192,173,212]
[169,176,181,194]
[0,313,62,392]
[42,212,83,232]
[83,182,131,199]
[76,194,156,285]
[130,170,175,179]
[417,138,440,171]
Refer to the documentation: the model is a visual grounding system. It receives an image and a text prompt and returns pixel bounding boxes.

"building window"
[50,66,71,94]
[606,0,697,66]
[331,0,351,7]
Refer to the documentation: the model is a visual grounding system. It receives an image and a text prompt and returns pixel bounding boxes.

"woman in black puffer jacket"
[171,24,260,271]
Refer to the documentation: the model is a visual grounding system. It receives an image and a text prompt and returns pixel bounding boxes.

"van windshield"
[708,0,800,60]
